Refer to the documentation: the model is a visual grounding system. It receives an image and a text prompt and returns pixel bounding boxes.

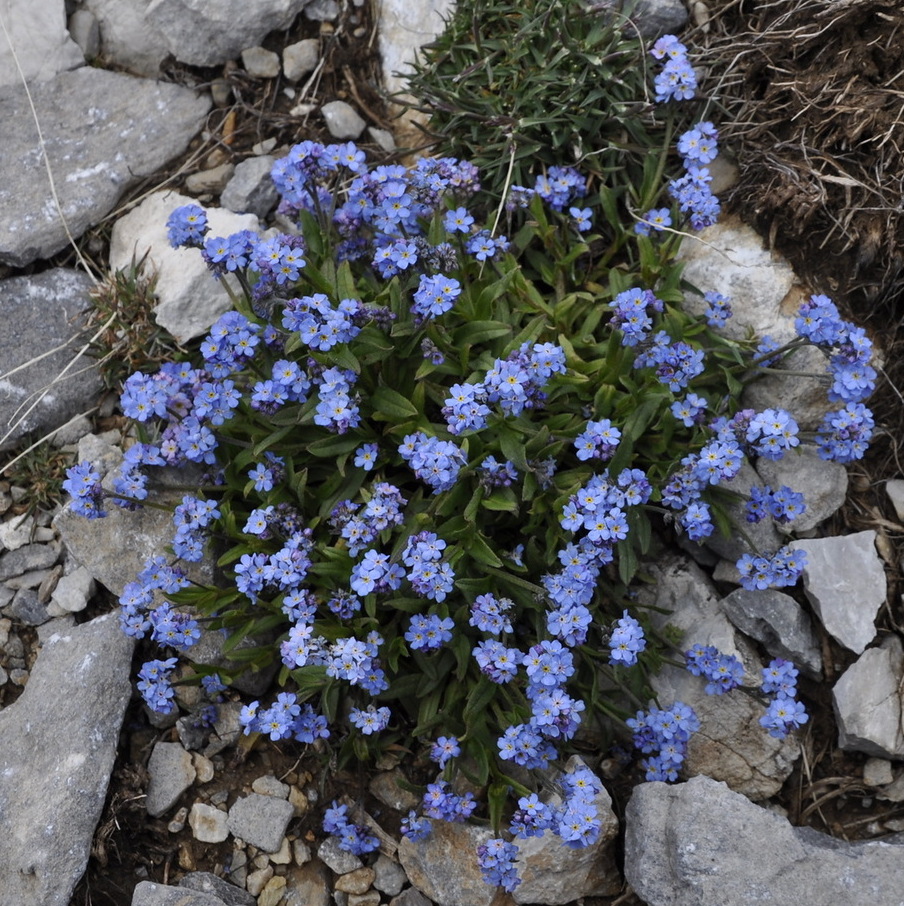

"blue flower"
[569,206,593,232]
[608,610,646,665]
[430,735,461,768]
[349,704,391,735]
[634,207,671,236]
[354,443,378,471]
[477,838,521,892]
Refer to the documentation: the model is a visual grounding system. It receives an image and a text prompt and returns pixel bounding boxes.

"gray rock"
[179,871,256,906]
[886,479,904,522]
[83,0,171,76]
[635,556,798,798]
[189,802,229,843]
[0,269,102,452]
[0,542,60,581]
[637,551,745,660]
[0,67,210,267]
[221,156,280,218]
[335,867,376,895]
[305,0,339,20]
[242,46,281,78]
[347,892,380,906]
[678,214,797,345]
[188,626,279,696]
[624,774,904,906]
[284,861,331,906]
[389,890,432,906]
[185,163,236,195]
[227,792,294,852]
[146,0,312,67]
[721,587,822,680]
[68,8,101,59]
[0,514,34,552]
[597,0,688,38]
[756,444,848,534]
[318,835,363,874]
[367,127,396,152]
[651,663,799,799]
[77,431,124,478]
[283,38,320,81]
[513,756,621,904]
[0,613,134,905]
[833,637,904,758]
[108,190,260,343]
[743,344,833,431]
[8,587,50,625]
[146,741,197,817]
[132,880,230,906]
[0,0,84,89]
[321,100,367,139]
[863,758,895,787]
[369,770,420,813]
[795,531,885,654]
[398,820,498,906]
[372,854,407,896]
[50,565,96,613]
[56,474,215,598]
[251,774,290,798]
[378,0,454,98]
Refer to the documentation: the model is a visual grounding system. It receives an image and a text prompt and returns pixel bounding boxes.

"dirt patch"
[698,0,904,311]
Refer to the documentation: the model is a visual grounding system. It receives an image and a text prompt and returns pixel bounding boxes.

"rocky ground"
[3,1,904,906]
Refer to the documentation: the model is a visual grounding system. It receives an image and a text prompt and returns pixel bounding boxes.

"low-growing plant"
[85,252,185,390]
[404,0,698,240]
[1,437,75,516]
[64,33,876,891]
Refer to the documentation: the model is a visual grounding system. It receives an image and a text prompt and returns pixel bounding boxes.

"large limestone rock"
[637,553,798,798]
[833,637,904,758]
[378,0,455,98]
[109,190,260,343]
[512,757,620,904]
[0,268,102,452]
[0,613,134,905]
[147,0,312,67]
[398,820,500,906]
[625,774,904,906]
[0,0,84,88]
[794,531,885,654]
[0,67,210,267]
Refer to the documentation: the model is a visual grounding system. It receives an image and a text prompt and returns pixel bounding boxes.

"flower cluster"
[736,546,807,591]
[477,838,521,892]
[60,27,870,890]
[628,701,700,781]
[322,801,380,856]
[239,692,330,743]
[442,341,567,433]
[608,610,647,666]
[686,644,744,695]
[667,130,721,230]
[759,658,809,738]
[650,34,697,102]
[745,485,806,525]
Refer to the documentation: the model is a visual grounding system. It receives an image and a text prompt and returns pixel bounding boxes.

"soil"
[39,0,904,903]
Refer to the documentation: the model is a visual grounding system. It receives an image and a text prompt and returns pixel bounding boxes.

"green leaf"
[304,434,362,458]
[481,489,519,514]
[452,320,513,348]
[497,426,529,472]
[488,781,510,834]
[468,532,503,568]
[464,675,499,723]
[370,385,419,420]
